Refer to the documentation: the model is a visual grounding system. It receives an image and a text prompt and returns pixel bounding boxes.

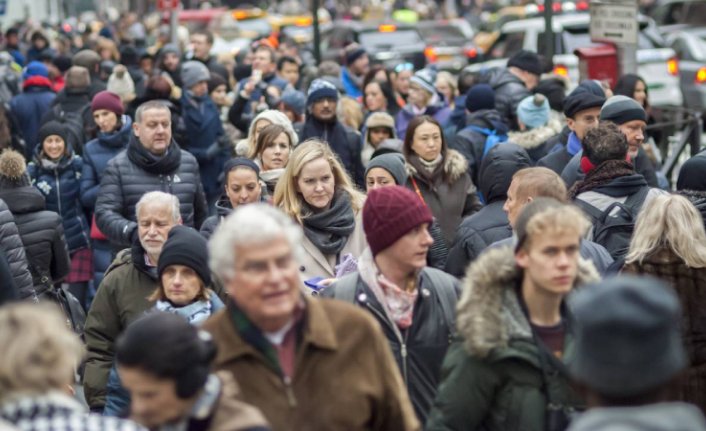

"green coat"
[426,246,600,431]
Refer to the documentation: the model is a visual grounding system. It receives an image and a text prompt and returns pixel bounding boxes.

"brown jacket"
[201,296,420,431]
[623,247,706,413]
[206,371,270,431]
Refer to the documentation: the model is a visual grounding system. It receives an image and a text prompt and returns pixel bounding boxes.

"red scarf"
[22,75,53,90]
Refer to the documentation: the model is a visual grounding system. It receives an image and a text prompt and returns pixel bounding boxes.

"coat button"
[299,266,305,272]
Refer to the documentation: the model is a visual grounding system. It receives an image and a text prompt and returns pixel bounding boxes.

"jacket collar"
[301,236,335,276]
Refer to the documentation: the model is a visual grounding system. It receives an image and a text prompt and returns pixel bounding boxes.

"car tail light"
[553,3,562,11]
[553,64,569,77]
[696,67,706,84]
[465,47,478,58]
[537,4,545,12]
[576,1,589,10]
[667,57,679,76]
[424,47,438,63]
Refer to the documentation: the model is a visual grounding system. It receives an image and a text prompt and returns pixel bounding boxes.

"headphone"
[175,330,217,399]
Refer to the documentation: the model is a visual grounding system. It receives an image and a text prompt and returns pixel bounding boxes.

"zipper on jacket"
[54,170,62,215]
[364,302,409,384]
[282,375,297,407]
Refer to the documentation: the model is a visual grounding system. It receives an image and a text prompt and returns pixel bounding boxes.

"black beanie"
[507,50,542,76]
[38,121,68,147]
[158,226,211,287]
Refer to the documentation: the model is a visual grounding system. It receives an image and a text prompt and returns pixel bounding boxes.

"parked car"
[666,29,706,113]
[650,0,706,34]
[417,19,480,71]
[465,13,684,108]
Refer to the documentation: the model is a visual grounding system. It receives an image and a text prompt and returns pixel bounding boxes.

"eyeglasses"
[394,62,414,73]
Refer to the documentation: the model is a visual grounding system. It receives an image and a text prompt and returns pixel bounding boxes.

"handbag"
[90,214,108,241]
[30,261,86,340]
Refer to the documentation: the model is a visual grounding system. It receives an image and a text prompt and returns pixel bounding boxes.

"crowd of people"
[1,15,706,431]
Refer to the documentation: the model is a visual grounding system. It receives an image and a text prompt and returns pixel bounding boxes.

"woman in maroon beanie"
[80,90,133,294]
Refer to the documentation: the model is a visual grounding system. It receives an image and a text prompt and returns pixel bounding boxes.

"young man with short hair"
[427,198,599,431]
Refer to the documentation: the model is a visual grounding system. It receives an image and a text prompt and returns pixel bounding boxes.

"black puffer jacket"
[0,186,70,295]
[95,135,208,248]
[326,268,460,424]
[484,68,530,130]
[445,144,531,277]
[449,109,509,185]
[0,198,35,300]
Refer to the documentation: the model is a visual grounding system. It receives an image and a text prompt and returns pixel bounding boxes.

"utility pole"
[312,0,321,65]
[543,0,555,60]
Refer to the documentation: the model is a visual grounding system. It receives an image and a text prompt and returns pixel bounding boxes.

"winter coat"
[9,85,55,156]
[445,144,531,277]
[395,102,451,140]
[484,67,531,130]
[325,268,460,423]
[298,210,368,287]
[0,392,143,431]
[83,243,159,410]
[405,150,482,246]
[443,95,468,137]
[81,116,133,210]
[95,135,208,248]
[200,195,232,239]
[567,403,706,431]
[538,145,573,175]
[39,88,94,149]
[623,247,706,414]
[180,92,227,200]
[449,109,509,185]
[201,295,421,431]
[296,118,365,187]
[679,190,706,229]
[507,114,564,163]
[341,67,363,99]
[0,198,35,300]
[574,175,662,218]
[562,147,659,189]
[426,246,600,431]
[0,186,70,294]
[0,249,18,305]
[28,153,90,253]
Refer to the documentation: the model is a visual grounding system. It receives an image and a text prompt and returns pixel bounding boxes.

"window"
[358,30,423,48]
[489,31,526,59]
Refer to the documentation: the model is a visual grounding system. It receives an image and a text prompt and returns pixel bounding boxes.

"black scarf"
[127,133,181,175]
[302,191,356,255]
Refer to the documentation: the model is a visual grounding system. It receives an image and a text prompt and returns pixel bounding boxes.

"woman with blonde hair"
[435,71,458,110]
[623,193,706,413]
[274,139,367,289]
[0,303,141,430]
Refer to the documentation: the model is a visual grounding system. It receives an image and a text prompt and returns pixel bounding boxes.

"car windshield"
[418,25,468,44]
[236,18,271,37]
[359,29,423,48]
[562,30,659,53]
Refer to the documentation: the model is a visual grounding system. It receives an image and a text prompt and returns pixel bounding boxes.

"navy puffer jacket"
[28,151,90,253]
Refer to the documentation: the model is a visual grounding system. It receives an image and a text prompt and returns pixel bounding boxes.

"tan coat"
[207,371,270,431]
[201,296,420,431]
[297,210,367,288]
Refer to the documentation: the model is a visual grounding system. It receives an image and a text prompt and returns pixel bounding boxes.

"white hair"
[209,203,303,281]
[135,191,181,222]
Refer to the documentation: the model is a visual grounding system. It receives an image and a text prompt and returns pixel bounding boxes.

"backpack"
[574,187,650,260]
[464,124,508,159]
[51,104,90,156]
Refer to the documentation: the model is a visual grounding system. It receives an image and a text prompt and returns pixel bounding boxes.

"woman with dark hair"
[364,80,400,117]
[251,124,293,196]
[404,115,481,245]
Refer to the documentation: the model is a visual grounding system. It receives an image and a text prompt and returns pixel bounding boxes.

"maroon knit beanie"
[363,185,433,256]
[91,90,124,116]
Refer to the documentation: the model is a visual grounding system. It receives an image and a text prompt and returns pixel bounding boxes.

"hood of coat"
[456,245,599,359]
[0,186,46,214]
[465,109,509,134]
[507,115,564,150]
[214,194,234,218]
[406,148,468,184]
[478,143,532,203]
[98,115,133,149]
[568,403,706,431]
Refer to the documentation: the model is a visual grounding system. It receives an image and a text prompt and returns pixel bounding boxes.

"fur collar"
[456,245,600,359]
[406,149,468,183]
[507,115,564,150]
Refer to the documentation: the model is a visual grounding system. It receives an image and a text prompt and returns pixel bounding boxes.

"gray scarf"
[302,191,356,255]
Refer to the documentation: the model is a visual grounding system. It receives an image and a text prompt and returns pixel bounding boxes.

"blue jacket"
[341,67,363,99]
[9,85,55,154]
[28,152,90,253]
[81,116,133,211]
[180,92,227,199]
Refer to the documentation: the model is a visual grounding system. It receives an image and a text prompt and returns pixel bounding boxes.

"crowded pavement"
[1,0,706,429]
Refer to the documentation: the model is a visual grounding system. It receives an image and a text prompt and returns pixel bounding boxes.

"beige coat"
[297,210,367,289]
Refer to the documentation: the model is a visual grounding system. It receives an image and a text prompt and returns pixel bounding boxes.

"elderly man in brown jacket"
[202,204,420,431]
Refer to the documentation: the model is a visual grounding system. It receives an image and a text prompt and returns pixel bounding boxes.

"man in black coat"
[445,144,531,277]
[0,198,35,300]
[296,79,364,186]
[95,100,208,250]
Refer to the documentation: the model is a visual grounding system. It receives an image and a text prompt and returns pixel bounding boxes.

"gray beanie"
[365,153,407,186]
[569,275,686,397]
[181,61,210,90]
[600,95,646,125]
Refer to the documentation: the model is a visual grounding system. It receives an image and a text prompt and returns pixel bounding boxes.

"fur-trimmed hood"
[406,149,468,184]
[456,245,600,359]
[507,114,564,150]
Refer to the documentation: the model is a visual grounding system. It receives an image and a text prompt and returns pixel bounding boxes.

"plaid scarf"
[228,300,282,375]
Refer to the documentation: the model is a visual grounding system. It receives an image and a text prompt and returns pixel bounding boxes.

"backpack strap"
[331,272,360,303]
[463,125,492,136]
[573,198,605,223]
[623,186,650,213]
[421,268,458,338]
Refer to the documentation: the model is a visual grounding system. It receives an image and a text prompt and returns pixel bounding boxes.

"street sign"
[157,0,180,11]
[589,1,638,45]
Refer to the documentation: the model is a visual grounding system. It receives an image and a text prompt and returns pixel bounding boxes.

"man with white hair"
[84,191,182,413]
[202,204,420,431]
